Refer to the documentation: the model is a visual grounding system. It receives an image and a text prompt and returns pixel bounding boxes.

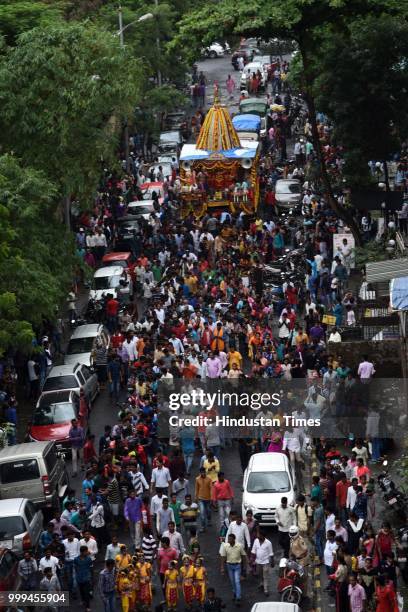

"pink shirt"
[205,357,222,378]
[157,547,178,574]
[348,583,366,611]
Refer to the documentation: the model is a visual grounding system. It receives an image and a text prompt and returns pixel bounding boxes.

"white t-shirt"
[251,538,274,564]
[323,540,338,566]
[39,556,60,575]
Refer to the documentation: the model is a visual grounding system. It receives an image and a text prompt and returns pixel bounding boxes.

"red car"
[0,548,20,607]
[140,181,164,205]
[102,251,136,280]
[29,389,88,454]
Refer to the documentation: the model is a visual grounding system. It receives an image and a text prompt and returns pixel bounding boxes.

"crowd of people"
[0,50,406,612]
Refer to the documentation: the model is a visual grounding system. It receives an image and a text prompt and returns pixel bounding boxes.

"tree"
[173,0,401,243]
[0,154,76,356]
[313,16,408,189]
[0,0,64,44]
[0,22,142,220]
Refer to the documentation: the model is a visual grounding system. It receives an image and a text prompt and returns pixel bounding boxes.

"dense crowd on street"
[0,56,407,612]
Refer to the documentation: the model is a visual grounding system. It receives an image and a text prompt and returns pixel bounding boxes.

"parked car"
[140,182,164,204]
[0,548,20,599]
[42,363,98,404]
[240,61,267,91]
[64,324,110,368]
[242,452,296,526]
[29,390,88,453]
[231,46,261,70]
[90,266,133,303]
[0,499,42,557]
[275,179,302,210]
[202,42,226,58]
[158,130,182,153]
[0,442,68,509]
[127,200,157,220]
[251,604,300,612]
[102,251,135,271]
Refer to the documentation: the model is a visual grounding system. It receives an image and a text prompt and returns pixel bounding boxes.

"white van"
[242,452,296,526]
[251,603,300,612]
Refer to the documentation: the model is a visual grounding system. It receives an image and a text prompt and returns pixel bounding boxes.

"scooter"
[378,461,407,519]
[278,558,305,604]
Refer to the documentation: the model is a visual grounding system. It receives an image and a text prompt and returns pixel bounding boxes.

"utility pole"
[154,0,162,87]
[118,5,131,174]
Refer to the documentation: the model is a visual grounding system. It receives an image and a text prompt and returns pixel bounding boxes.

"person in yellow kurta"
[128,557,138,611]
[135,551,153,611]
[116,569,133,612]
[164,560,179,611]
[194,556,207,606]
[180,555,196,611]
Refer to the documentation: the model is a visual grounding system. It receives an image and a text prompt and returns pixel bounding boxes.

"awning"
[179,141,259,161]
[365,257,408,283]
[232,114,261,132]
[390,276,408,310]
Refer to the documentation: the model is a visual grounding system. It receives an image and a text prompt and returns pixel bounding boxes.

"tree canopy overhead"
[0,21,142,204]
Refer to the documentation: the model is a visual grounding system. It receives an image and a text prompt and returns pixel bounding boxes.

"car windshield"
[43,375,77,392]
[128,204,155,215]
[33,402,76,425]
[105,260,127,269]
[279,183,301,194]
[247,471,290,493]
[0,517,25,539]
[66,337,94,354]
[93,275,121,290]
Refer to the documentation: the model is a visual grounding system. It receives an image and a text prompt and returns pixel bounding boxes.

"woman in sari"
[135,551,152,611]
[180,555,195,611]
[164,560,179,611]
[194,556,207,607]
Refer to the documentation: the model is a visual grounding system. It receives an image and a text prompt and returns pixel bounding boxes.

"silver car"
[275,179,302,210]
[64,323,109,367]
[42,363,98,404]
[0,498,43,556]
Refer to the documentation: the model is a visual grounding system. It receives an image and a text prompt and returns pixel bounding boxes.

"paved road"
[64,384,312,610]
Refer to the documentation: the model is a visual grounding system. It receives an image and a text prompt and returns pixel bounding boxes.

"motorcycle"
[397,527,408,583]
[278,558,305,604]
[378,461,407,519]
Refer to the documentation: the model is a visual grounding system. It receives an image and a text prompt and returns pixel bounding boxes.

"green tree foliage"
[0,22,142,205]
[313,16,408,188]
[0,155,76,356]
[0,0,64,44]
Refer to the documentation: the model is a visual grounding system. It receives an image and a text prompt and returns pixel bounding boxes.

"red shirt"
[212,479,234,501]
[336,480,350,507]
[111,333,124,348]
[152,455,170,469]
[157,547,178,574]
[106,298,119,316]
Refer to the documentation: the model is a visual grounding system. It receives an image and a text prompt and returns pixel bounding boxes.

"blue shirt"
[74,555,93,583]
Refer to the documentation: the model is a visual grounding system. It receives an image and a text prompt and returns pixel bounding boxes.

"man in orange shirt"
[195,467,213,532]
[182,359,197,379]
[335,472,350,525]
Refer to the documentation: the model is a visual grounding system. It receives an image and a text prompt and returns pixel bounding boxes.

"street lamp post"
[117,6,154,173]
[154,0,162,87]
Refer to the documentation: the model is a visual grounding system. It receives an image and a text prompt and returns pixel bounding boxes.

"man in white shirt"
[63,533,80,591]
[251,533,274,596]
[39,550,60,576]
[323,530,338,573]
[226,515,251,550]
[79,531,98,561]
[123,332,138,362]
[150,491,168,521]
[346,478,359,512]
[275,497,296,558]
[169,334,184,356]
[328,328,342,343]
[357,356,375,383]
[162,522,185,555]
[150,461,172,494]
[282,428,303,468]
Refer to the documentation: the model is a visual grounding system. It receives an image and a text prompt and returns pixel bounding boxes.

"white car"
[251,604,300,612]
[64,324,110,367]
[240,62,267,90]
[202,42,225,58]
[242,452,296,526]
[90,266,132,302]
[127,200,156,219]
[275,179,302,210]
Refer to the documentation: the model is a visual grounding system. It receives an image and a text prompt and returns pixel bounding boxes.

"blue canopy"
[390,276,408,310]
[232,114,261,132]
